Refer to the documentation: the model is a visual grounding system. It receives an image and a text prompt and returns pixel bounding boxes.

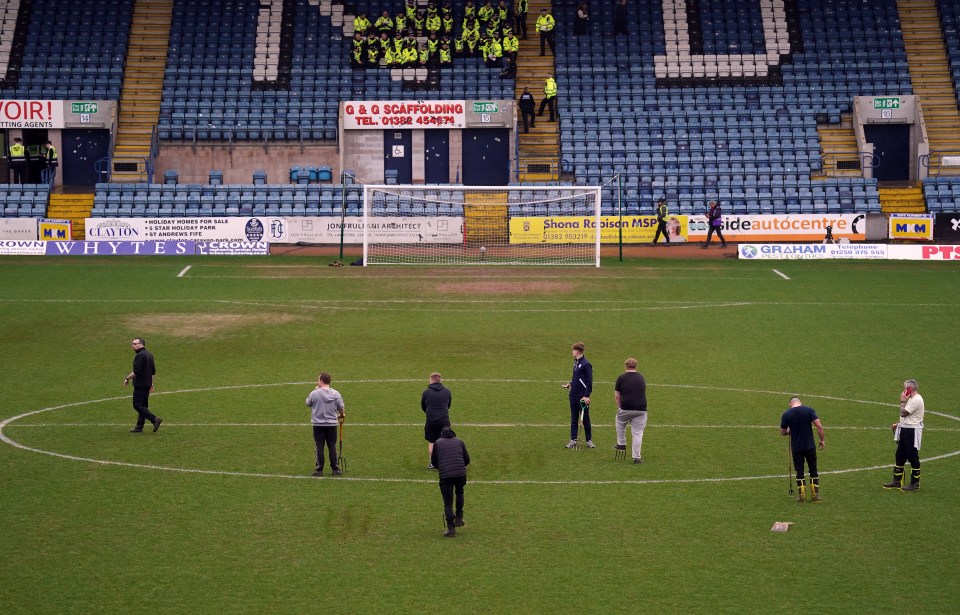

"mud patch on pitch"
[434,281,577,295]
[124,313,305,338]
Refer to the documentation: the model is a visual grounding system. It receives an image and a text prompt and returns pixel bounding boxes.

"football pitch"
[1,255,958,613]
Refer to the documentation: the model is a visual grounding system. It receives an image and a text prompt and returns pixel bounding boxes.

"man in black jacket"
[421,372,452,469]
[123,337,162,433]
[518,87,536,133]
[431,426,470,537]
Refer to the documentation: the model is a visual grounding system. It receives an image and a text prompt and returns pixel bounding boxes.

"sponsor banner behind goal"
[737,244,888,260]
[285,217,464,244]
[87,217,462,244]
[688,214,866,242]
[509,216,690,244]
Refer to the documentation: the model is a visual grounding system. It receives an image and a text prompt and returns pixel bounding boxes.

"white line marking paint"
[772,269,790,280]
[177,265,192,278]
[2,380,958,486]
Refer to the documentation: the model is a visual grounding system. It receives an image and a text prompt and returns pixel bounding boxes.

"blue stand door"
[864,124,910,182]
[462,129,509,186]
[424,130,450,184]
[62,129,111,186]
[384,130,413,184]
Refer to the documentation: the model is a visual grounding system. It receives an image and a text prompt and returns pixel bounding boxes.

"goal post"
[362,184,602,266]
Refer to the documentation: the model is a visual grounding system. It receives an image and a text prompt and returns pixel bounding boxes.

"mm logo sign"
[39,219,72,241]
[889,215,933,240]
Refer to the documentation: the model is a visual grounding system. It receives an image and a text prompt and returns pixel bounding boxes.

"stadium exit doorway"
[60,129,111,186]
[864,124,910,182]
[424,130,450,184]
[384,130,413,184]
[462,128,509,186]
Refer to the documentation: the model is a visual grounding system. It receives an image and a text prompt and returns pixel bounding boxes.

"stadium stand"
[0,0,132,100]
[0,183,49,217]
[157,0,514,142]
[923,176,960,212]
[552,0,905,214]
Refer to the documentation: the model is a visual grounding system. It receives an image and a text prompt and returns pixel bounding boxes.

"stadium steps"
[111,0,174,183]
[814,113,863,179]
[464,192,508,245]
[880,186,927,213]
[47,194,94,240]
[514,0,559,181]
[899,0,960,173]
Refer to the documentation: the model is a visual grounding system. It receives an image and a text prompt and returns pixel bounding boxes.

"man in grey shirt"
[306,371,345,476]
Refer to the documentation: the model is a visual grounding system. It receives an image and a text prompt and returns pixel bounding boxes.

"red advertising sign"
[342,100,467,129]
[0,100,64,128]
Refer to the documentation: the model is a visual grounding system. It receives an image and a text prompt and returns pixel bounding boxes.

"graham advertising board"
[687,214,866,242]
[737,243,888,260]
[508,216,689,244]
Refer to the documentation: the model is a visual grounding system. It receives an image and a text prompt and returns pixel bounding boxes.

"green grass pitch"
[1,255,958,613]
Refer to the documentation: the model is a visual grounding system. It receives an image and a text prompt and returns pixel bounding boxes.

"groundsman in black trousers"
[123,337,161,433]
[431,426,470,537]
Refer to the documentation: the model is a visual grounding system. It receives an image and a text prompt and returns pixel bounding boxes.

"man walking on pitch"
[614,358,647,463]
[883,379,924,491]
[431,426,470,537]
[562,342,594,448]
[123,337,161,433]
[422,372,452,469]
[652,197,671,246]
[780,396,825,502]
[306,371,345,476]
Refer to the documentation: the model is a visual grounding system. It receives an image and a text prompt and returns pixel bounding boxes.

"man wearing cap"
[536,8,555,55]
[431,425,471,537]
[538,74,558,122]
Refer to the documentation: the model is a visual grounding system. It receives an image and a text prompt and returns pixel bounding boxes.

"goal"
[362,184,602,266]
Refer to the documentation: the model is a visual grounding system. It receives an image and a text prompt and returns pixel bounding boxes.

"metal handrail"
[919,150,960,177]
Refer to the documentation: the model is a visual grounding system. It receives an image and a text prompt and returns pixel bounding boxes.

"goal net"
[362,185,602,266]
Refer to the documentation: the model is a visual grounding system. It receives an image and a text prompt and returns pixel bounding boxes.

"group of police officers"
[350,0,543,70]
[6,137,57,184]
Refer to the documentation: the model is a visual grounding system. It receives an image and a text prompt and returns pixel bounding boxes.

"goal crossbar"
[362,184,602,266]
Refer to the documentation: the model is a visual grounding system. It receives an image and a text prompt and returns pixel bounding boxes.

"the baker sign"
[0,100,66,129]
[342,100,466,130]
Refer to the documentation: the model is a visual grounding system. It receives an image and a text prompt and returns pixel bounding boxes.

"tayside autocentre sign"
[687,214,866,242]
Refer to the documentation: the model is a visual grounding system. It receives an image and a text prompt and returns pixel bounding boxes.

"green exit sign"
[873,97,900,109]
[473,102,498,113]
[71,102,98,114]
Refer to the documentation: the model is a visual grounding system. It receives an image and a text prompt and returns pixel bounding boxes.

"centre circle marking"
[2,379,958,485]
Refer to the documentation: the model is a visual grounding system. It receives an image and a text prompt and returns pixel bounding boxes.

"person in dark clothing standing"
[701,200,727,248]
[613,0,628,35]
[518,87,536,133]
[431,426,470,537]
[7,137,28,184]
[614,357,647,463]
[562,342,594,448]
[421,372,452,469]
[780,396,825,503]
[651,197,671,245]
[123,337,161,433]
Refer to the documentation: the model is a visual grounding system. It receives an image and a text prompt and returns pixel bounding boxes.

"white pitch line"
[772,269,790,280]
[3,381,958,486]
[176,265,192,278]
[10,422,960,433]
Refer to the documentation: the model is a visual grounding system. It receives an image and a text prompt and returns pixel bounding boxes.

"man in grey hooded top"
[306,371,345,476]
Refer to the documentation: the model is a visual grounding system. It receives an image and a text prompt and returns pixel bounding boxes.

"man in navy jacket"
[562,342,593,448]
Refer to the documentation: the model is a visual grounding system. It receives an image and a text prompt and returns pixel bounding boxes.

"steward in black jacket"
[431,426,470,536]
